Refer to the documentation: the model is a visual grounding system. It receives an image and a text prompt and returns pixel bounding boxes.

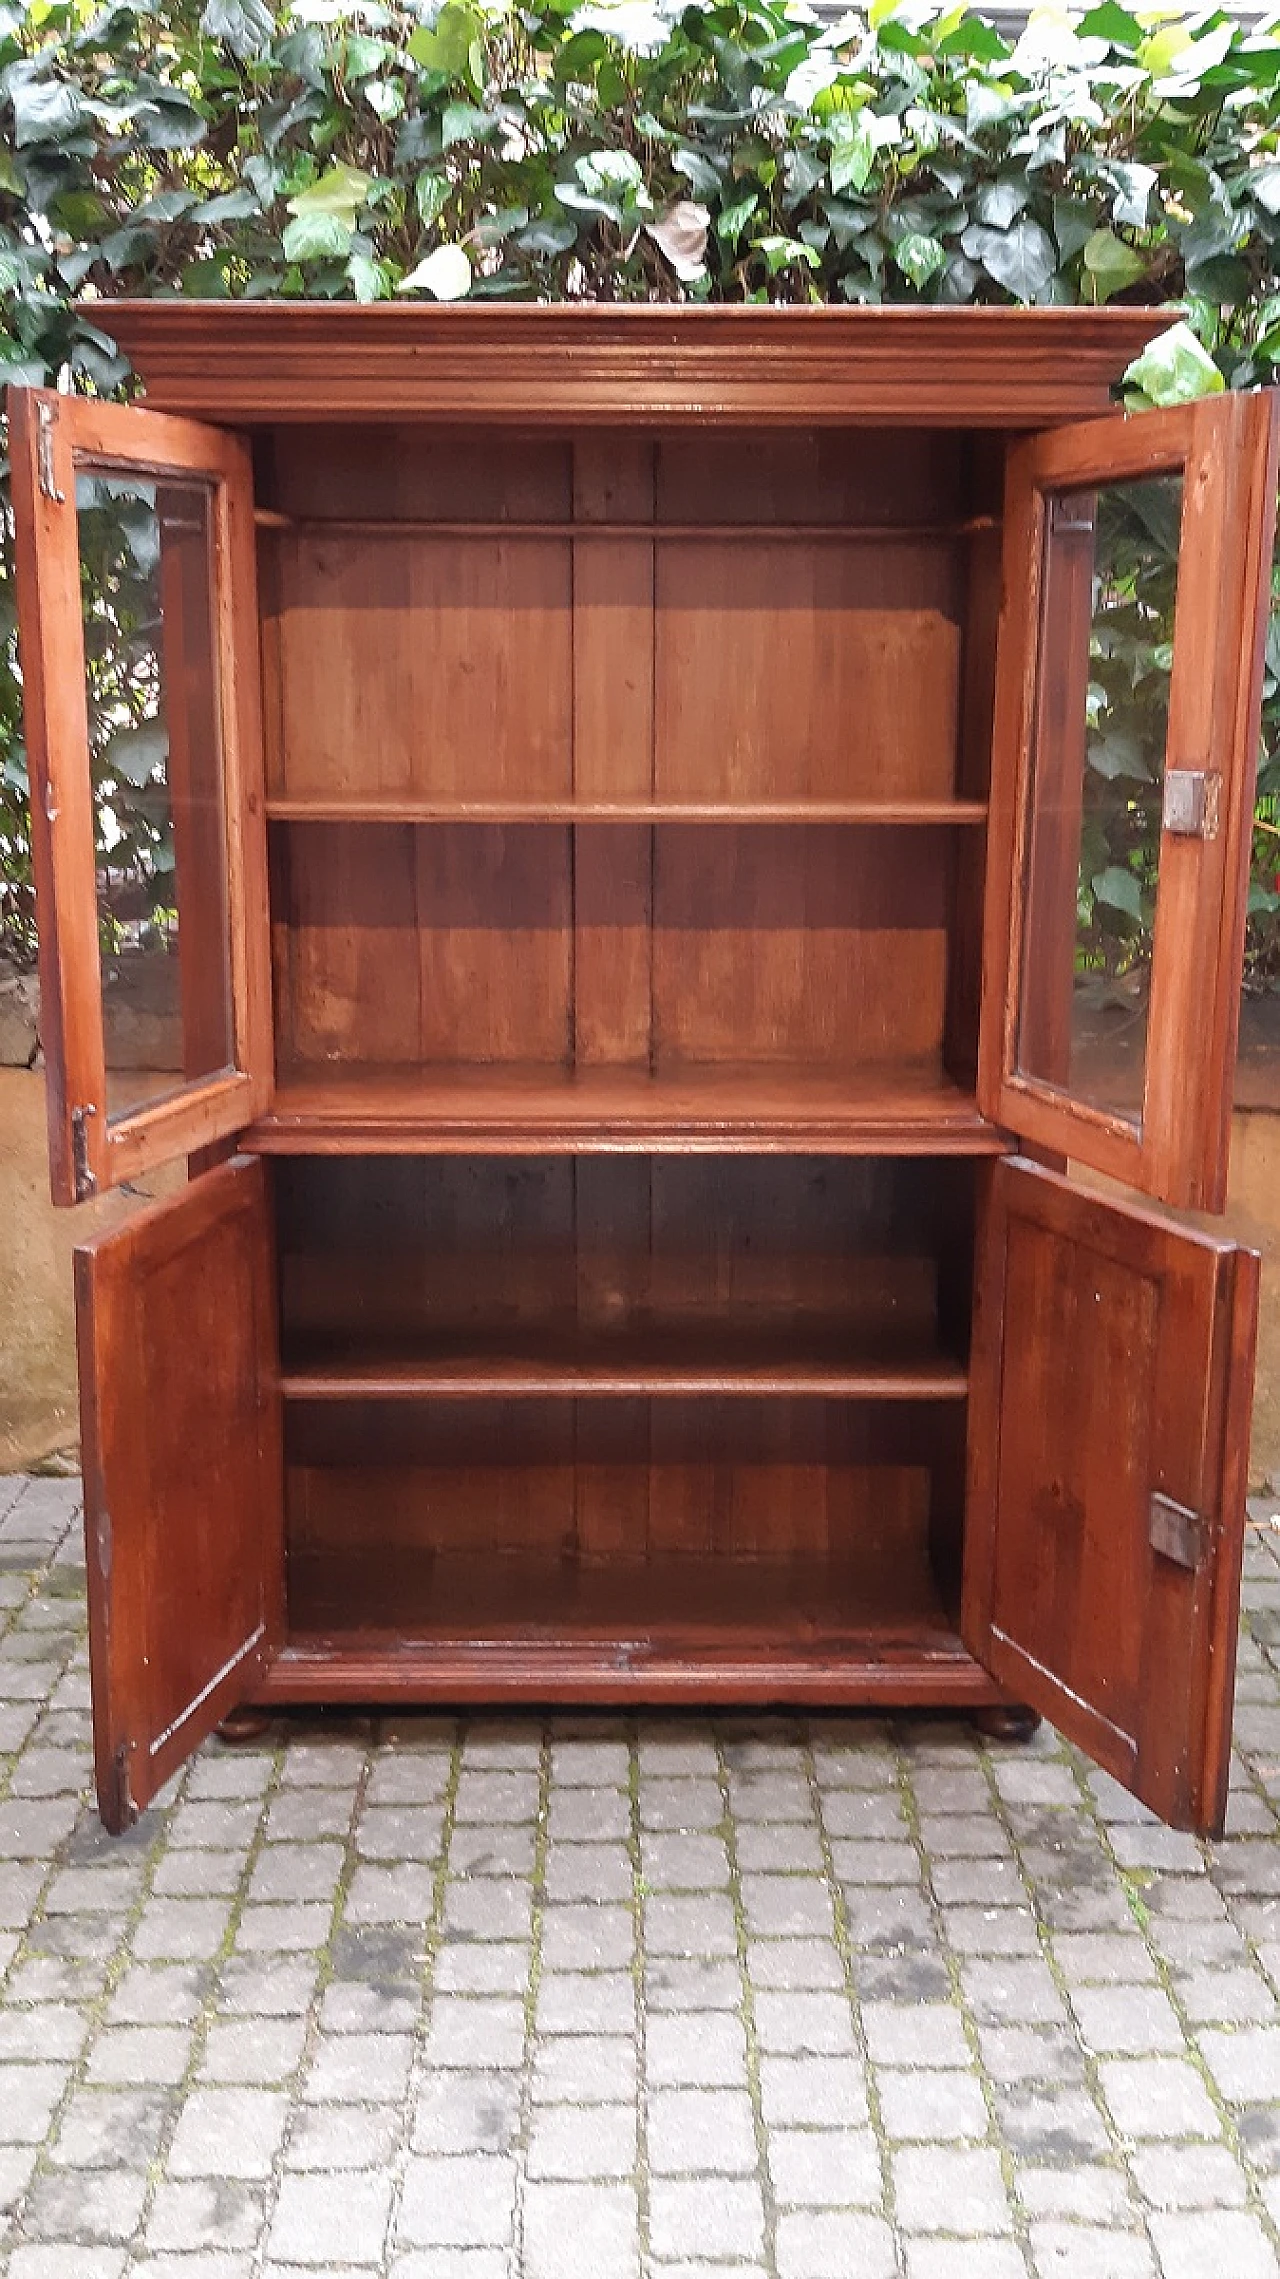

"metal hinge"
[36,399,65,504]
[1163,769,1221,840]
[70,1104,97,1200]
[1149,1491,1206,1573]
[108,1742,138,1834]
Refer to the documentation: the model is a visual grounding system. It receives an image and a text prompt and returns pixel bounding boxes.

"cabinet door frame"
[76,1155,283,1830]
[979,392,1279,1211]
[963,1155,1258,1833]
[10,390,272,1204]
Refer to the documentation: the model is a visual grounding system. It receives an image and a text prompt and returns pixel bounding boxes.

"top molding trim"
[100,301,1171,426]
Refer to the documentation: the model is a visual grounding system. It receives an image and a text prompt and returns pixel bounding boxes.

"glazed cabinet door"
[963,1157,1258,1834]
[10,391,272,1204]
[980,392,1278,1210]
[76,1156,283,1830]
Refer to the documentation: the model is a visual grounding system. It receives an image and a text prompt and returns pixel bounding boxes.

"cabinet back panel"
[259,426,970,807]
[276,1156,974,1354]
[271,822,953,1074]
[283,1398,957,1607]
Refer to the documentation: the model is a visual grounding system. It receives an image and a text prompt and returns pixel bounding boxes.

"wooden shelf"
[257,514,999,542]
[266,798,989,827]
[258,1549,1000,1708]
[250,1063,1007,1157]
[280,1330,969,1403]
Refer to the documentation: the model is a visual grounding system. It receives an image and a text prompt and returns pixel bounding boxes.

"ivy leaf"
[974,177,1028,230]
[440,101,498,149]
[396,242,472,299]
[1082,227,1144,304]
[1078,1,1142,46]
[673,148,720,202]
[716,192,758,245]
[752,235,821,274]
[199,0,274,59]
[829,111,875,196]
[961,216,1056,304]
[1092,865,1144,920]
[646,198,709,281]
[11,75,83,148]
[281,209,353,260]
[1254,165,1280,219]
[286,165,372,231]
[894,231,947,289]
[1053,197,1093,263]
[408,2,482,78]
[415,171,450,226]
[1123,320,1226,408]
[104,723,168,788]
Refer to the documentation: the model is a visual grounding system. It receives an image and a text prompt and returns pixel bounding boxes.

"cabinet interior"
[252,419,1004,1694]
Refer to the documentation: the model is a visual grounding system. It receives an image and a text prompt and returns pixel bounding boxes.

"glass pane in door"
[1015,474,1184,1126]
[76,468,236,1123]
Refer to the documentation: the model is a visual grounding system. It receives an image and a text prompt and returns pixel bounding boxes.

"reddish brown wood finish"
[963,1157,1259,1834]
[11,314,1269,1832]
[101,304,1167,426]
[10,391,274,1203]
[981,392,1280,1210]
[75,1157,282,1831]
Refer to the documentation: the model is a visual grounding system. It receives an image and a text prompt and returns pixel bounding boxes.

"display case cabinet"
[10,306,1277,1835]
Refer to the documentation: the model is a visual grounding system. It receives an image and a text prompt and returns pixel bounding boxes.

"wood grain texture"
[100,303,1168,425]
[8,389,272,1203]
[75,1157,282,1831]
[981,391,1280,1210]
[962,1156,1259,1833]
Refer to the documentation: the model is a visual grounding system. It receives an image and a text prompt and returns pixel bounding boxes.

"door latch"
[36,399,65,504]
[1149,1491,1206,1572]
[1163,770,1221,840]
[70,1104,97,1200]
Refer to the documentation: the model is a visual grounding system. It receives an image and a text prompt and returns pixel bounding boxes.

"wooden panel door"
[980,392,1278,1210]
[76,1157,283,1830]
[964,1157,1259,1833]
[10,391,272,1204]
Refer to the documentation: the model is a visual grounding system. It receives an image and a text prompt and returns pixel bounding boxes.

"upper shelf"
[248,1061,1007,1157]
[265,797,989,827]
[256,514,997,542]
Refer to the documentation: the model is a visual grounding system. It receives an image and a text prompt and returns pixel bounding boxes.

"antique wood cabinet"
[10,306,1278,1836]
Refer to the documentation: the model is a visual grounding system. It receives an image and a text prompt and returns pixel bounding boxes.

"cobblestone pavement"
[2,1476,1280,2276]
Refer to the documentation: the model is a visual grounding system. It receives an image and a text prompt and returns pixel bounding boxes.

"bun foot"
[973,1704,1042,1745]
[216,1708,273,1745]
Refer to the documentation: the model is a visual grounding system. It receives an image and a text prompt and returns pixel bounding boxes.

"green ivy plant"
[0,0,1278,984]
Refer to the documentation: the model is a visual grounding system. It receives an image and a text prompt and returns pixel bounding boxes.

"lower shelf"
[262,1551,998,1707]
[251,1061,1005,1155]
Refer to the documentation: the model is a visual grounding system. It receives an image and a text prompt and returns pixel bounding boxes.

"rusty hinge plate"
[1149,1491,1206,1572]
[71,1104,98,1201]
[1163,769,1221,840]
[36,399,65,504]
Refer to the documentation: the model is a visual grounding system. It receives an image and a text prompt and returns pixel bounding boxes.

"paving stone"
[448,1822,537,1877]
[645,1957,743,2011]
[303,2030,415,2102]
[1017,2166,1136,2222]
[24,2162,149,2241]
[168,2087,291,2179]
[646,2011,747,2087]
[1199,2025,1280,2102]
[269,2169,394,2263]
[863,2002,973,2069]
[904,2246,1027,2279]
[396,2155,517,2248]
[1097,2058,1223,2140]
[1148,2210,1280,2278]
[7,2250,129,2278]
[146,2177,267,2250]
[754,1990,857,2056]
[774,2209,896,2278]
[412,2068,524,2154]
[527,2100,636,2179]
[540,1904,634,1971]
[1070,1985,1188,2056]
[758,2055,871,2129]
[537,1969,634,2035]
[285,2103,401,2170]
[892,2143,1014,2234]
[533,2033,637,2104]
[647,2087,758,2175]
[648,2175,764,2259]
[422,1998,526,2071]
[768,2125,881,2204]
[878,2067,989,2141]
[522,2179,639,2279]
[1131,2142,1250,2210]
[1028,2224,1157,2277]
